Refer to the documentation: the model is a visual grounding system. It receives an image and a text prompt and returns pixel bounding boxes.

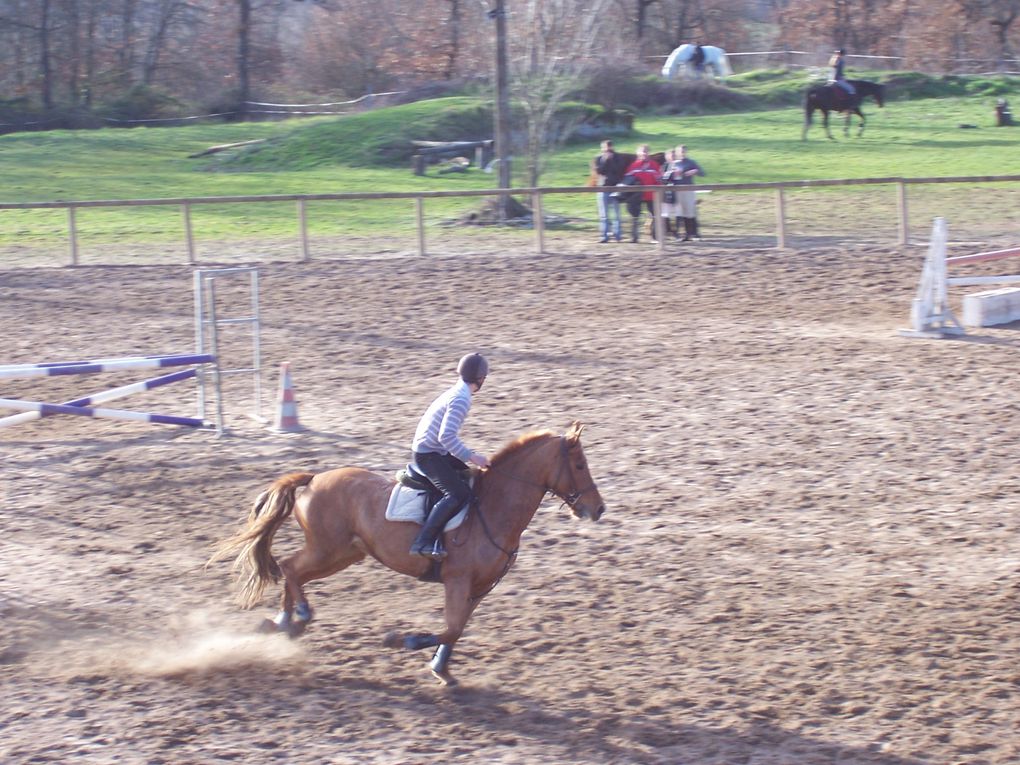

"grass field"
[0,75,1017,256]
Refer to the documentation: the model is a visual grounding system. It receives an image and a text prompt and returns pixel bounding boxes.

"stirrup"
[411,537,446,561]
[424,539,447,561]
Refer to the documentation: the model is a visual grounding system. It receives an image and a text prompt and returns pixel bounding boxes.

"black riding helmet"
[458,353,489,386]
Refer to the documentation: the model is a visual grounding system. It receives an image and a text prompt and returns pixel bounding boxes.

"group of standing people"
[594,140,705,244]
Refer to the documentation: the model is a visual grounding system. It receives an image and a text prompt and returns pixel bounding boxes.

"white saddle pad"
[384,484,468,531]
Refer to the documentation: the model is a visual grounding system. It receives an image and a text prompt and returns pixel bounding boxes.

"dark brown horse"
[588,150,668,186]
[802,79,885,140]
[210,422,606,686]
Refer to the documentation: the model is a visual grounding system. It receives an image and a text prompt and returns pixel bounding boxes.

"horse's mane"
[489,429,557,467]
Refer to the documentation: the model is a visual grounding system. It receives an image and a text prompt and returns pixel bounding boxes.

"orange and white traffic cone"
[273,361,301,432]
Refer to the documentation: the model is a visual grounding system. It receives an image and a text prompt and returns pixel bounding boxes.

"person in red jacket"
[622,145,663,243]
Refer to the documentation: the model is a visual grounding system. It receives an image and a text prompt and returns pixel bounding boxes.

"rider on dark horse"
[692,42,706,77]
[409,353,491,561]
[829,48,856,109]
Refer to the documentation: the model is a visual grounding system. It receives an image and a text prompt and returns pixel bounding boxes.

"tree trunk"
[493,0,512,221]
[444,0,461,80]
[119,0,138,89]
[238,0,252,117]
[39,0,53,109]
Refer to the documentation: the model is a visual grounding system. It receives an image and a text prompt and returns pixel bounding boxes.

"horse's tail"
[804,91,815,126]
[208,472,315,609]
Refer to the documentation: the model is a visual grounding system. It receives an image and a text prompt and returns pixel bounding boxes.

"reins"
[484,435,599,515]
[456,434,598,603]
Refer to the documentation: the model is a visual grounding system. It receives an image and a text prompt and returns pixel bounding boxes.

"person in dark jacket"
[593,140,626,242]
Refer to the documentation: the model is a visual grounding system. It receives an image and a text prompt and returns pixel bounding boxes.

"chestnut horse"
[210,422,606,686]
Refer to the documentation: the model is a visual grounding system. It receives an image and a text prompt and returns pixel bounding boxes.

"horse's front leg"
[823,111,835,140]
[431,578,480,686]
[856,110,866,137]
[384,577,480,686]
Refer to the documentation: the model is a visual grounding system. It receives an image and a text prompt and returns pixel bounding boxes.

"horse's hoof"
[256,618,279,634]
[382,630,402,649]
[431,668,458,687]
[286,620,308,639]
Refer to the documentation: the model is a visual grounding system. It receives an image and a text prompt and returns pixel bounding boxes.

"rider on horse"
[692,42,706,77]
[828,48,856,107]
[409,353,491,561]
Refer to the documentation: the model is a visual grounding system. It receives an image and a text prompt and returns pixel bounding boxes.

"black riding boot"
[690,217,700,240]
[680,217,691,241]
[630,218,639,243]
[674,217,683,239]
[410,498,462,561]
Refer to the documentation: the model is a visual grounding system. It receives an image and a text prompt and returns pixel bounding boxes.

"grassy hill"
[0,70,1016,249]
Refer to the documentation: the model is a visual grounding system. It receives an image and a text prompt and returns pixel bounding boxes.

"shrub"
[100,85,186,123]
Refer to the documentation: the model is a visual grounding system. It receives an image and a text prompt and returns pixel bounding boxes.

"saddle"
[830,83,856,110]
[609,174,641,202]
[391,464,474,584]
[389,464,473,529]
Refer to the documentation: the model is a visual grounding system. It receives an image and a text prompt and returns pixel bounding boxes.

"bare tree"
[508,0,617,187]
[961,0,1020,64]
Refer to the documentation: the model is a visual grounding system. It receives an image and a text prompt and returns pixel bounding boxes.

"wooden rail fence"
[1,175,1018,265]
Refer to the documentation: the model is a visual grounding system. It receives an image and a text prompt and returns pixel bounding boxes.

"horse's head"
[550,421,606,521]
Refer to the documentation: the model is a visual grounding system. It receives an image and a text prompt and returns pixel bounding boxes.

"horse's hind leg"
[264,544,366,637]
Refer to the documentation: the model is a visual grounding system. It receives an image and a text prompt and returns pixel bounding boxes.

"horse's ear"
[565,421,585,444]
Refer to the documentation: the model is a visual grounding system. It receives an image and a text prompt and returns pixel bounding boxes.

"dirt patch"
[2,237,1020,764]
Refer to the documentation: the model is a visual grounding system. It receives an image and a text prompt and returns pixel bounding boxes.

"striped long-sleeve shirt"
[411,379,475,462]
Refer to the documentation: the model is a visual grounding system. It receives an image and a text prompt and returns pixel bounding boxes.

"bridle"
[482,434,598,513]
[549,436,600,513]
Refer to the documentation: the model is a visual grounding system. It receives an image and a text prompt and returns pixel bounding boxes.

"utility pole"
[489,0,511,221]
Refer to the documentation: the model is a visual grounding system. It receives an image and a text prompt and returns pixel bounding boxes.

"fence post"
[182,202,196,264]
[654,190,665,251]
[68,205,79,266]
[415,197,426,256]
[775,188,787,248]
[297,198,310,261]
[533,191,545,254]
[897,181,909,246]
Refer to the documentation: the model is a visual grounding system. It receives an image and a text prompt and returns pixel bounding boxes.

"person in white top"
[409,353,490,560]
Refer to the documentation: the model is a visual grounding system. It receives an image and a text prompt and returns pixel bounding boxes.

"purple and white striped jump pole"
[0,353,214,379]
[0,368,197,429]
[0,353,191,372]
[0,397,207,428]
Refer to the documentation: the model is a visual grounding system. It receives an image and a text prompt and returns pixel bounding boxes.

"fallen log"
[188,139,267,158]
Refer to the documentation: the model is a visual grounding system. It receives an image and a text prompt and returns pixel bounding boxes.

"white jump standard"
[901,217,1020,338]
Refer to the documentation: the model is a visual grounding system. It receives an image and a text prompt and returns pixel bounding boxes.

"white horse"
[661,44,732,80]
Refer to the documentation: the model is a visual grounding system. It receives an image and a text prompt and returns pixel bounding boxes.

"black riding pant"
[412,451,470,519]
